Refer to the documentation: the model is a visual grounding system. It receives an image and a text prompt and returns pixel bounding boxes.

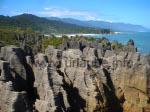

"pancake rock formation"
[0,38,149,112]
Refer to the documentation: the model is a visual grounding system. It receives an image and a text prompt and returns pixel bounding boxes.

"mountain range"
[0,13,148,34]
[0,14,111,34]
[46,17,149,32]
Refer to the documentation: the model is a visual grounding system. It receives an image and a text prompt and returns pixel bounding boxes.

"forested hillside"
[0,14,112,34]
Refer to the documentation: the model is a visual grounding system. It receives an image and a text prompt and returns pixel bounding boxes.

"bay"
[85,32,150,54]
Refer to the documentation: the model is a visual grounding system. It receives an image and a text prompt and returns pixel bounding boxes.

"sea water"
[86,32,150,54]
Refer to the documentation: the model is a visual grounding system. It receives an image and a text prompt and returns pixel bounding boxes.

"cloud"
[38,6,114,22]
[96,18,113,22]
[38,6,100,20]
[7,6,114,22]
[9,11,24,15]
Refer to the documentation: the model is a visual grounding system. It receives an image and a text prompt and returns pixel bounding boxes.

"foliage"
[0,27,18,45]
[111,40,123,50]
[42,35,69,49]
[71,35,101,41]
[117,43,123,49]
[0,14,112,34]
[0,26,39,46]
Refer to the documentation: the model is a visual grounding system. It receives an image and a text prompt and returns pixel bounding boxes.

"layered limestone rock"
[0,81,31,112]
[105,52,150,112]
[61,49,108,112]
[0,46,34,112]
[33,48,110,112]
[0,38,149,112]
[45,45,62,67]
[0,46,28,91]
[34,53,70,112]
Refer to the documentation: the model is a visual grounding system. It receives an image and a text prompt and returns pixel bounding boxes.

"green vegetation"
[0,26,40,46]
[0,26,19,45]
[42,35,69,49]
[0,24,121,54]
[41,35,110,50]
[71,35,103,42]
[0,14,112,34]
[111,40,123,50]
[0,31,18,45]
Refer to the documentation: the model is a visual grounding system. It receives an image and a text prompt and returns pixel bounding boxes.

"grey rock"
[45,45,62,67]
[58,40,69,50]
[0,35,150,112]
[127,52,140,64]
[0,81,31,112]
[34,63,70,112]
[34,53,48,69]
[118,51,128,59]
[26,56,33,66]
[127,39,134,46]
[1,46,28,91]
[20,44,33,56]
[45,45,55,55]
[69,40,81,49]
[104,50,116,58]
[97,48,105,58]
[123,45,137,52]
[83,47,97,60]
[0,60,10,81]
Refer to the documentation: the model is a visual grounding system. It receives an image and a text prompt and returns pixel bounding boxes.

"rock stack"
[0,38,149,112]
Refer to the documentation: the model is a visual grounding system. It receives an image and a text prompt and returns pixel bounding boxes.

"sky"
[0,0,150,28]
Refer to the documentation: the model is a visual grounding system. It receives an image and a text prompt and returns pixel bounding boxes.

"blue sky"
[0,0,150,28]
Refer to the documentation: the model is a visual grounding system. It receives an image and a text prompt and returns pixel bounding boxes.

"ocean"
[85,32,150,54]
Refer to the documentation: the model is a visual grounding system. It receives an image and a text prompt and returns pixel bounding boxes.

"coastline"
[45,32,122,37]
[44,32,150,54]
[53,33,98,37]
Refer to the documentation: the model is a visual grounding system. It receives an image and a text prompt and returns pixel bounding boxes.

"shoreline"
[45,32,123,37]
[55,33,97,37]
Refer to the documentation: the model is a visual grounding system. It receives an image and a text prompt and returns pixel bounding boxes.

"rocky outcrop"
[33,53,70,112]
[0,81,31,112]
[0,38,149,112]
[127,39,134,46]
[122,40,137,52]
[103,51,150,112]
[0,46,34,112]
[0,46,29,91]
[61,49,108,111]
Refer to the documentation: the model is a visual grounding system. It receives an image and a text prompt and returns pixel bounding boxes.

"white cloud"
[9,11,24,15]
[95,18,113,22]
[39,6,114,22]
[38,6,99,20]
[7,6,113,22]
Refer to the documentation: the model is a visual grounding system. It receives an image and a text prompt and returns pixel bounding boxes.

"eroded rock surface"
[0,38,149,112]
[0,46,33,112]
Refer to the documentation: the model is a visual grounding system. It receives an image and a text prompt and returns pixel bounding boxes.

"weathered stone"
[97,48,105,58]
[127,39,134,46]
[45,45,55,55]
[0,36,149,112]
[45,45,62,67]
[69,40,81,49]
[34,63,70,112]
[0,60,10,81]
[83,47,97,60]
[111,63,150,112]
[0,81,31,112]
[58,40,69,50]
[104,50,116,58]
[34,53,48,69]
[123,45,137,52]
[1,46,28,91]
